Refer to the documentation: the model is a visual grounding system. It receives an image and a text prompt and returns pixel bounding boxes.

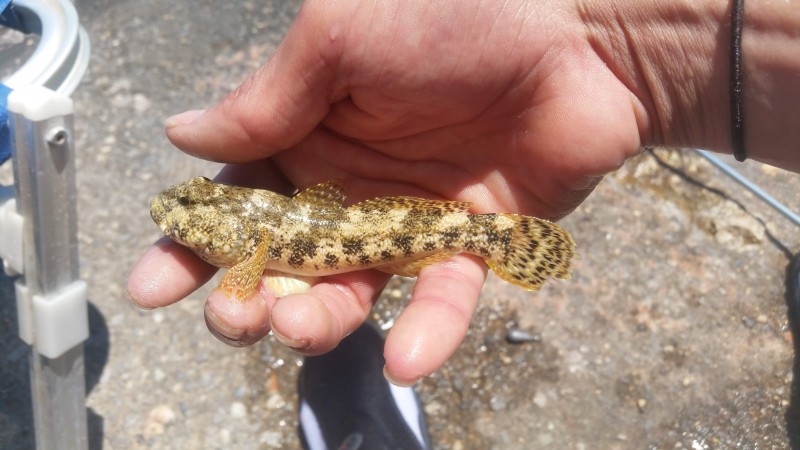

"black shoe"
[298,323,431,450]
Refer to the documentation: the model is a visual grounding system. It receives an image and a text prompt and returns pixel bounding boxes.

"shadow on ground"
[0,271,110,450]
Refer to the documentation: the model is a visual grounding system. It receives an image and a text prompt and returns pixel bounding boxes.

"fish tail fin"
[485,214,576,291]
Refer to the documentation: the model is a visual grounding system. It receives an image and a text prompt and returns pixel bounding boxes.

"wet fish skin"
[150,177,576,299]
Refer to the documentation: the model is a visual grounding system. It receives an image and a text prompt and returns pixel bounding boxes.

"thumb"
[165,12,345,163]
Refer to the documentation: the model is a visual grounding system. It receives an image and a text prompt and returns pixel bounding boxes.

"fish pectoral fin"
[219,234,269,300]
[293,181,346,209]
[262,269,319,297]
[375,252,459,278]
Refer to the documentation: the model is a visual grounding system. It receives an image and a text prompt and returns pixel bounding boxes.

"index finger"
[127,237,217,309]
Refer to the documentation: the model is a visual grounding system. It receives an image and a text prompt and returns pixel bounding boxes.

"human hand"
[128,0,646,385]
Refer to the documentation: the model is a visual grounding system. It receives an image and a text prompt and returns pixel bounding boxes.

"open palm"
[128,0,644,385]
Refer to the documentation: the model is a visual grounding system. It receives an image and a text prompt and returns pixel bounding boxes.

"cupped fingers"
[127,161,293,311]
[383,254,487,386]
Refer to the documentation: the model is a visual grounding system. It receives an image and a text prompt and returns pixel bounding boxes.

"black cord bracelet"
[730,0,746,162]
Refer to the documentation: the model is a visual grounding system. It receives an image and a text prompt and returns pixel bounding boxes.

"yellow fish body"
[150,177,576,299]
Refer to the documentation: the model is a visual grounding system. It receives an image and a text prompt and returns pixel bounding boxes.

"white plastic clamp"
[16,279,89,359]
[0,185,25,276]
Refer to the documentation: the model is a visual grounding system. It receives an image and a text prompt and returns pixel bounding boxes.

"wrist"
[577,0,800,169]
[578,0,731,152]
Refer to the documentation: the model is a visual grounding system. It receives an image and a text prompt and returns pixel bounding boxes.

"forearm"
[578,0,800,170]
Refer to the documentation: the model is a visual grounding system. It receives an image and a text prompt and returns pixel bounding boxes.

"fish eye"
[177,195,191,206]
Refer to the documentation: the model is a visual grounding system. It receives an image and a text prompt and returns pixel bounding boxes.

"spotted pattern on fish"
[150,177,576,299]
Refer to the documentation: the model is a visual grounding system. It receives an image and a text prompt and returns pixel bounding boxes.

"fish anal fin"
[293,181,346,209]
[262,269,319,296]
[376,252,459,278]
[353,196,471,214]
[219,232,269,300]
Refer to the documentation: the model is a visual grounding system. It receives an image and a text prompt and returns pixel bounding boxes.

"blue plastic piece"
[0,0,25,31]
[2,0,19,165]
[0,83,11,165]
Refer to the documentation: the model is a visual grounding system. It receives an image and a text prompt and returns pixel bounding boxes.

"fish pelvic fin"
[219,231,269,300]
[485,214,576,291]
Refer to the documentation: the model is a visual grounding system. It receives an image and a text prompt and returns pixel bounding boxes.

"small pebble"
[133,93,152,112]
[149,404,177,425]
[234,386,248,398]
[110,314,125,327]
[533,391,548,408]
[266,393,285,409]
[380,317,395,330]
[219,428,231,444]
[153,368,166,383]
[266,373,280,394]
[230,401,248,418]
[506,328,541,344]
[260,431,283,447]
[424,401,443,415]
[143,404,176,438]
[489,395,507,411]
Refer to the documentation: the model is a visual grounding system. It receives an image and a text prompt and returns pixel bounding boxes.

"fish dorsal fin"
[293,181,346,209]
[352,196,471,214]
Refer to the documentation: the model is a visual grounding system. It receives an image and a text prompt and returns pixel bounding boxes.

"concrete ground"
[2,1,800,448]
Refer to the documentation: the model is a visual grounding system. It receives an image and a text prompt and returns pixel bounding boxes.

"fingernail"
[165,109,206,129]
[383,366,418,387]
[204,304,262,347]
[272,329,310,350]
[126,294,155,310]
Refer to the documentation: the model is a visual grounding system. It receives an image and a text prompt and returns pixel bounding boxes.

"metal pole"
[696,150,800,228]
[9,89,87,450]
[2,1,91,448]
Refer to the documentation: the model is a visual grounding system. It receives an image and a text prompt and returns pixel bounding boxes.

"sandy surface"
[2,1,800,448]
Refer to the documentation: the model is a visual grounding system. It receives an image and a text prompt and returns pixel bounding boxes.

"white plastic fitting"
[6,84,88,359]
[7,84,73,120]
[0,186,24,276]
[32,280,88,358]
[14,279,90,359]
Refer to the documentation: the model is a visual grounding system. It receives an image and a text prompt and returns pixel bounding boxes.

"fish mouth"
[149,195,169,233]
[149,194,188,245]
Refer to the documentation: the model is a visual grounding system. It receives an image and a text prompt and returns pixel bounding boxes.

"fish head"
[150,176,258,267]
